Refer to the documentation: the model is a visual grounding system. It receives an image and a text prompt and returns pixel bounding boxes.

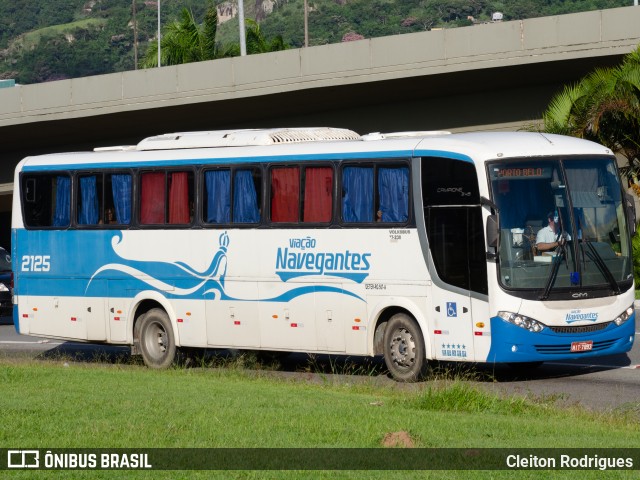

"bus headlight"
[0,283,8,292]
[498,311,546,333]
[614,306,634,326]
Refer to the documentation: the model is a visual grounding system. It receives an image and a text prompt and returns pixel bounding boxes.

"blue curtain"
[112,174,131,224]
[378,167,409,222]
[342,167,373,222]
[79,176,99,225]
[233,170,260,223]
[53,176,70,227]
[205,170,231,223]
[498,181,543,229]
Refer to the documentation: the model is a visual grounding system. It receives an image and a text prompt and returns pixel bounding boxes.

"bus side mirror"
[626,193,636,235]
[486,214,498,249]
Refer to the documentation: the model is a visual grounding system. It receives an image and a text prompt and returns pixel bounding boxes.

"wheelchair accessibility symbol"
[446,302,457,317]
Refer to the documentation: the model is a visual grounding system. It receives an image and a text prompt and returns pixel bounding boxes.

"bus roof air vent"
[135,128,361,150]
[268,127,361,144]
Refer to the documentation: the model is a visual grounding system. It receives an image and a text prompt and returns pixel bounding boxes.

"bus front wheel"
[139,308,177,369]
[383,313,429,382]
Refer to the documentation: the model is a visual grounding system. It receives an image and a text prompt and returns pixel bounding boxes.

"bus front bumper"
[486,314,635,364]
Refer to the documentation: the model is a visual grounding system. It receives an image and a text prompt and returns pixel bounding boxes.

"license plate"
[570,340,593,352]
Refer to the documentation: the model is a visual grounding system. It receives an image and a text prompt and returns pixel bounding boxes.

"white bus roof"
[132,127,362,150]
[17,129,613,170]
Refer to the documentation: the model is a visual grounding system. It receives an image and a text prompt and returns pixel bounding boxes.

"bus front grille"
[547,322,611,334]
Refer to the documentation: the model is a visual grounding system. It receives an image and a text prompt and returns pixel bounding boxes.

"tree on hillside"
[141,3,287,68]
[542,46,640,185]
[245,18,286,54]
[141,2,233,68]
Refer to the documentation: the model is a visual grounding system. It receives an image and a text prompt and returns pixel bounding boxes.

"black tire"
[138,308,177,369]
[383,313,429,382]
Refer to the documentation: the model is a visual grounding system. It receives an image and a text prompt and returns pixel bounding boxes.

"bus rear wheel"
[383,313,429,382]
[139,308,177,369]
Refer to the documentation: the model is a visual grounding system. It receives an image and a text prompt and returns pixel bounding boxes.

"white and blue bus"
[11,127,637,381]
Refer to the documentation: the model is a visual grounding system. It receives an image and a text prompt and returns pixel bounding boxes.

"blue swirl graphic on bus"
[85,232,363,302]
[86,231,230,299]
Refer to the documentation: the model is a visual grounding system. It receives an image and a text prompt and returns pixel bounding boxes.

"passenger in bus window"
[105,207,116,224]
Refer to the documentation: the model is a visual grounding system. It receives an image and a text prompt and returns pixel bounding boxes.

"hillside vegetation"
[0,0,631,84]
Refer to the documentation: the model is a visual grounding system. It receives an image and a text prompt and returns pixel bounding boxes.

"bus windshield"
[488,156,632,295]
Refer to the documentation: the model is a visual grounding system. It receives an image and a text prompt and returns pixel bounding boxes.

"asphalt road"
[1,315,639,412]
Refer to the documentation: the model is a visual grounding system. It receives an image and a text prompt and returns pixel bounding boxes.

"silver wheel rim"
[144,321,168,360]
[389,326,416,370]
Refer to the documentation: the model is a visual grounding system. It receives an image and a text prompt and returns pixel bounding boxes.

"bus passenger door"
[424,204,488,362]
[422,155,489,363]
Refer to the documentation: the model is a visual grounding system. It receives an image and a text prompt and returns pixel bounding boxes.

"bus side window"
[233,168,261,224]
[107,173,132,225]
[139,171,193,226]
[204,169,231,224]
[77,174,102,225]
[271,166,300,223]
[168,171,193,224]
[377,166,409,223]
[140,172,165,224]
[342,166,374,223]
[22,175,51,227]
[303,166,333,223]
[52,176,71,227]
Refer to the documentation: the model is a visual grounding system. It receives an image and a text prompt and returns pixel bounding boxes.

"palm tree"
[245,19,286,54]
[141,6,287,68]
[542,46,640,183]
[141,2,233,68]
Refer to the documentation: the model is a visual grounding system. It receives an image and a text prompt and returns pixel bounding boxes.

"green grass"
[0,356,638,479]
[17,19,107,49]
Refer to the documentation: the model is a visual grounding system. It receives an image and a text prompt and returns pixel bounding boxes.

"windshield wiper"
[581,238,621,294]
[539,234,569,300]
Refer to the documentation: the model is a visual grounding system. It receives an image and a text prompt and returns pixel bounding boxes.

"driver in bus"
[536,211,570,253]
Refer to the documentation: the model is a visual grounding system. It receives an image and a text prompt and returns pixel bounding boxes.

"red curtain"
[168,172,190,224]
[271,167,300,222]
[303,167,333,222]
[140,172,165,224]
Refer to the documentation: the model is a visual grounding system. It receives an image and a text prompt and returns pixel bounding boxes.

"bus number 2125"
[21,255,51,272]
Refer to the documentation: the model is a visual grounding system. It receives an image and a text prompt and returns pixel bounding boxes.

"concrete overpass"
[1,6,640,245]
